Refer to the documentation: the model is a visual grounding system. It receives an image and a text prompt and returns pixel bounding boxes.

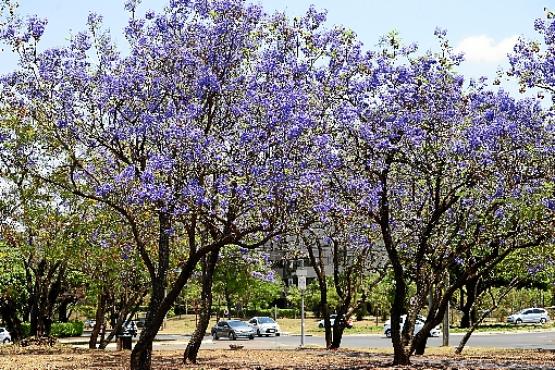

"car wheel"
[2,338,9,344]
[515,319,522,324]
[229,332,236,341]
[318,323,324,329]
[276,333,280,337]
[540,318,546,324]
[249,335,254,340]
[257,329,262,337]
[385,329,391,338]
[212,332,219,340]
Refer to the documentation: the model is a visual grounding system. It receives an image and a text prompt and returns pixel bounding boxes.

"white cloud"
[454,35,519,63]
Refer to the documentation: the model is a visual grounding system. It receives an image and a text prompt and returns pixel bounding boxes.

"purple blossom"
[71,31,92,51]
[434,27,447,37]
[543,199,555,211]
[95,184,113,197]
[87,12,103,27]
[26,15,47,39]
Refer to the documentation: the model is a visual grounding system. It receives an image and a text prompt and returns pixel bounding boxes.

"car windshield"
[228,321,249,328]
[258,317,275,324]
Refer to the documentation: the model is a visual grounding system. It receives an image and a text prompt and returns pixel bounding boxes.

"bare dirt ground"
[2,346,555,370]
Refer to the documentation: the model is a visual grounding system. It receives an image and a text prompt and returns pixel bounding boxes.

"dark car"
[122,320,138,337]
[211,320,255,340]
[317,314,353,329]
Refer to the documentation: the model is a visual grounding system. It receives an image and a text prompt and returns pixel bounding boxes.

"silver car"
[507,308,550,324]
[211,320,255,340]
[383,315,441,338]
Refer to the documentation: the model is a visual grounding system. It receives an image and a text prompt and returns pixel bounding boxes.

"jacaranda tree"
[1,0,554,368]
[339,31,554,364]
[0,1,329,368]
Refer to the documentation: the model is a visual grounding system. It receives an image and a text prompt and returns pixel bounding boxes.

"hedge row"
[209,308,300,319]
[20,321,84,338]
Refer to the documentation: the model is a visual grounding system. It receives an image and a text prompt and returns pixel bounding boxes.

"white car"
[248,317,281,337]
[0,327,12,344]
[84,319,96,329]
[383,315,441,338]
[507,308,550,324]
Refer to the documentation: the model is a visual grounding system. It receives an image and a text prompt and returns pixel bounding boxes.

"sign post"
[443,276,450,346]
[296,267,307,347]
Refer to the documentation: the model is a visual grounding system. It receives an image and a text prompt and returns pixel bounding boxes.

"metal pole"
[443,276,449,346]
[301,291,305,347]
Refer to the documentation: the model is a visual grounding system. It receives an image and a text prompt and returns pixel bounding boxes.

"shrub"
[243,308,299,319]
[20,322,31,337]
[50,321,84,337]
[20,321,84,338]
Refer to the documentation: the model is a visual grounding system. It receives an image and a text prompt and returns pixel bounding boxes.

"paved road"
[148,331,555,351]
[64,330,555,351]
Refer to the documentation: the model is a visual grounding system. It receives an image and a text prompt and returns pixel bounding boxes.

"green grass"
[450,322,555,333]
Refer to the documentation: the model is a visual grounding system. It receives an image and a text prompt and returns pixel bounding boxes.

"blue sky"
[1,0,549,85]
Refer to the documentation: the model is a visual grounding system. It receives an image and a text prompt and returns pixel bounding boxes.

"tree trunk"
[130,211,172,370]
[43,264,64,337]
[130,276,165,369]
[386,246,410,364]
[304,234,331,348]
[130,249,209,370]
[410,290,453,356]
[97,286,147,350]
[456,278,517,355]
[390,273,410,365]
[329,321,346,349]
[459,278,479,328]
[130,210,223,370]
[321,296,332,348]
[27,259,64,338]
[184,248,219,364]
[224,287,233,318]
[455,323,478,354]
[412,330,428,355]
[57,295,73,323]
[378,165,410,365]
[89,289,108,349]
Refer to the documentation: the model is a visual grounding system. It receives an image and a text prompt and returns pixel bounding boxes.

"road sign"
[298,276,306,291]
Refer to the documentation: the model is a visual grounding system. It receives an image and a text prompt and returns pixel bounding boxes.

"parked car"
[123,320,138,337]
[248,316,281,337]
[383,315,441,338]
[134,318,146,328]
[317,314,353,329]
[0,327,12,344]
[507,308,550,324]
[211,320,255,340]
[84,319,96,330]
